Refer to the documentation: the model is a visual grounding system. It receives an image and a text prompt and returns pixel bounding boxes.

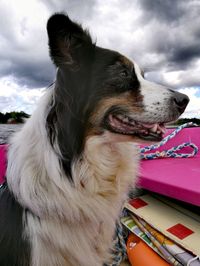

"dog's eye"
[120,70,129,78]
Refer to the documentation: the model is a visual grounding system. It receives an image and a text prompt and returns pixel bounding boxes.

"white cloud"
[161,59,200,88]
[178,87,200,118]
[0,76,45,114]
[86,0,142,56]
[162,71,183,87]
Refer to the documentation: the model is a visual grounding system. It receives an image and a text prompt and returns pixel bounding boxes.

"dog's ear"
[47,13,93,69]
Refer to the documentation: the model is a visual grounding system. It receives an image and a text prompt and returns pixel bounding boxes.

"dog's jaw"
[105,113,166,141]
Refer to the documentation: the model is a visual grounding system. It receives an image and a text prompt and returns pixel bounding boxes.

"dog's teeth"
[117,114,124,120]
[158,124,166,134]
[151,124,158,132]
[161,128,166,134]
[123,117,129,123]
[129,119,135,125]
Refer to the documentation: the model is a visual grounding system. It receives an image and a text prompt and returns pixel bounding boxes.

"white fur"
[133,63,175,122]
[6,85,139,266]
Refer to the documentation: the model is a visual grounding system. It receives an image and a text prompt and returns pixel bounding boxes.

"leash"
[140,122,199,160]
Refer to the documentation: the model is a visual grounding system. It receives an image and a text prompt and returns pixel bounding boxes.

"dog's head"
[46,13,189,163]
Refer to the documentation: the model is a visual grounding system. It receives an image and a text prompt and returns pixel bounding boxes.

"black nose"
[173,91,189,113]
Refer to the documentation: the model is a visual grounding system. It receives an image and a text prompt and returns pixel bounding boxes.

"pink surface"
[0,145,7,184]
[1,128,200,205]
[138,127,200,206]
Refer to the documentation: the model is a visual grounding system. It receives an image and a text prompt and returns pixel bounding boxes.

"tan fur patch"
[119,55,134,69]
[86,91,143,139]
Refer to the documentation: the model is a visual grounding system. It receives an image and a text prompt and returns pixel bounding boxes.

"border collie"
[0,13,189,266]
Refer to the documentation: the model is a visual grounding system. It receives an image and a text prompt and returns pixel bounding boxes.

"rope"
[140,122,199,160]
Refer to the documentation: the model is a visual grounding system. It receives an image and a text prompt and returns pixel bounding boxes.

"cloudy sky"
[0,0,200,117]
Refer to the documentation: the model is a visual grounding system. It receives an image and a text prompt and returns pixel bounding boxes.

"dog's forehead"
[119,55,134,68]
[119,55,142,75]
[94,46,139,72]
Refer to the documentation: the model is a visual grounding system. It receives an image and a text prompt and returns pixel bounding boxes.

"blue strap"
[140,123,199,160]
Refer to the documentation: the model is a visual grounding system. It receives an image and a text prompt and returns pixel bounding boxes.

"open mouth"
[105,113,166,141]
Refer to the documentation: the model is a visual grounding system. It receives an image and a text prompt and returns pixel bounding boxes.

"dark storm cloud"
[0,0,200,90]
[143,30,200,71]
[0,4,54,88]
[137,0,200,70]
[6,62,55,88]
[0,54,55,88]
[169,44,200,66]
[138,0,186,24]
[0,52,55,88]
[0,0,97,89]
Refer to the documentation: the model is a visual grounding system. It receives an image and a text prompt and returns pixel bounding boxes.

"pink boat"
[139,126,200,206]
[1,127,200,205]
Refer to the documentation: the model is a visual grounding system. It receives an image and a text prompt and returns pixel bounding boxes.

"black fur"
[46,14,140,181]
[0,185,30,266]
[0,13,141,264]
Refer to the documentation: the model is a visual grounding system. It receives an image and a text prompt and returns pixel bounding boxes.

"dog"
[0,13,189,266]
